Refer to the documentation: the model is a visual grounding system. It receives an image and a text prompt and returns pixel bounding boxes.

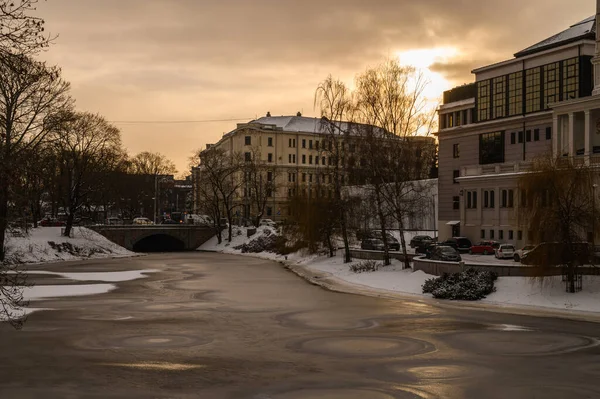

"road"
[1,253,600,398]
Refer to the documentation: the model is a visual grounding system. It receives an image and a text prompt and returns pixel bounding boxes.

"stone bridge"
[90,225,216,252]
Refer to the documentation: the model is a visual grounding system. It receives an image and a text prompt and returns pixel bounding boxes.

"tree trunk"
[63,204,76,237]
[397,213,410,270]
[226,207,233,242]
[374,186,390,266]
[0,176,9,261]
[340,207,351,263]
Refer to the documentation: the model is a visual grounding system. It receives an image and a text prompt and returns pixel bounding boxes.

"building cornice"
[436,111,553,138]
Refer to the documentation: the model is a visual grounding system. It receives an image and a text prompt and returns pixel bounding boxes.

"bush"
[422,268,498,300]
[234,229,278,253]
[350,260,381,273]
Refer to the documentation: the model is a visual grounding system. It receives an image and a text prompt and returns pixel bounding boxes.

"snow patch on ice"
[23,283,116,301]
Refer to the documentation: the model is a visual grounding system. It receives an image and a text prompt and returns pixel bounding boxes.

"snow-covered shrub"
[234,228,278,253]
[350,260,381,273]
[422,268,498,300]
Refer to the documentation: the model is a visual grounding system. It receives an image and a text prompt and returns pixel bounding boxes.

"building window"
[288,188,292,197]
[315,156,319,165]
[562,57,579,101]
[518,230,523,240]
[534,129,540,141]
[309,174,313,183]
[453,144,460,158]
[525,67,541,113]
[493,75,506,119]
[289,138,296,148]
[477,80,491,122]
[267,137,273,147]
[302,173,306,182]
[302,139,306,148]
[509,230,514,240]
[546,127,552,140]
[453,196,460,210]
[490,190,495,208]
[510,132,516,145]
[467,191,478,209]
[543,62,560,108]
[322,157,326,165]
[244,152,251,162]
[266,188,272,198]
[479,131,504,165]
[499,230,504,240]
[266,207,272,216]
[462,109,468,124]
[526,130,531,142]
[455,111,461,126]
[518,131,523,143]
[453,170,460,184]
[501,190,507,208]
[448,113,454,127]
[302,154,306,164]
[268,153,273,163]
[484,190,489,208]
[490,230,495,239]
[508,71,523,116]
[315,140,319,150]
[267,171,273,181]
[288,154,292,163]
[481,229,485,239]
[245,136,251,145]
[309,140,313,149]
[508,189,514,208]
[309,155,313,164]
[520,190,527,207]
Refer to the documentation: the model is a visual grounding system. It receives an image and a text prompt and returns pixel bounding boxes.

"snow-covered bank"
[2,226,135,265]
[199,227,600,314]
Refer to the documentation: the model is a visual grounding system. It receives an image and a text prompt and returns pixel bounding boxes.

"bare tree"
[197,147,242,242]
[314,75,354,263]
[353,58,436,269]
[519,154,599,293]
[51,112,123,237]
[129,151,177,176]
[245,146,279,227]
[0,0,53,55]
[0,53,71,260]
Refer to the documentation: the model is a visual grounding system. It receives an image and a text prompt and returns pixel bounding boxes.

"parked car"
[38,217,65,227]
[260,219,277,227]
[417,243,440,259]
[513,244,535,262]
[495,244,515,259]
[429,245,462,262]
[410,235,434,248]
[441,237,472,253]
[370,230,401,251]
[520,242,590,266]
[469,240,500,255]
[161,219,179,225]
[361,238,385,251]
[133,217,153,225]
[106,217,124,225]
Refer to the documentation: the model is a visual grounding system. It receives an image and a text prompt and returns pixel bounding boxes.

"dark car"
[370,231,400,251]
[417,242,439,259]
[161,219,180,225]
[429,245,462,262]
[410,235,434,248]
[38,217,65,227]
[520,242,590,266]
[361,238,385,251]
[441,237,472,253]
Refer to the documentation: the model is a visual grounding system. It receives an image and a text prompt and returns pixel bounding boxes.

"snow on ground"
[23,269,157,282]
[2,226,135,265]
[23,283,117,301]
[200,226,600,314]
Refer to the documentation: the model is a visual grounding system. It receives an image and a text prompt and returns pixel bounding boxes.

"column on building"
[585,109,592,165]
[568,112,575,158]
[552,115,559,156]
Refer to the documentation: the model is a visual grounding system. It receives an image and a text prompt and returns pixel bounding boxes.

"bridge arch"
[132,233,186,252]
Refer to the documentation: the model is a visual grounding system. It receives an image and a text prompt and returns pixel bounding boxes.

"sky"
[34,0,593,175]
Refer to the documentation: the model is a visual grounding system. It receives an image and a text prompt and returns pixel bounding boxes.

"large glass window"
[525,67,541,113]
[562,57,579,101]
[543,62,560,108]
[479,131,504,165]
[493,76,506,118]
[477,80,491,122]
[508,71,522,116]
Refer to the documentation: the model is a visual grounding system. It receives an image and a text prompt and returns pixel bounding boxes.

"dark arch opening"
[133,234,186,252]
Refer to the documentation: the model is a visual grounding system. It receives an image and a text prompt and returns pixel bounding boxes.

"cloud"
[33,0,593,172]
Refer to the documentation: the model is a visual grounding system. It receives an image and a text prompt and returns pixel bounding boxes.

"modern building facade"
[438,12,600,246]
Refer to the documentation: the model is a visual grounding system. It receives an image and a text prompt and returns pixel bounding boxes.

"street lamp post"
[593,184,598,249]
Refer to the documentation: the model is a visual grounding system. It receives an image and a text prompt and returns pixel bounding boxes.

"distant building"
[438,12,599,244]
[193,114,435,222]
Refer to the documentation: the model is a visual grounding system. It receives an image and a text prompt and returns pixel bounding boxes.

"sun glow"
[396,47,460,101]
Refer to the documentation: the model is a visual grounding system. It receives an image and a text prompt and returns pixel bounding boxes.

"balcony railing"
[463,155,600,178]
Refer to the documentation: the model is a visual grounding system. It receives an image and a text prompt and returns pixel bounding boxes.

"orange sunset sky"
[34,0,593,175]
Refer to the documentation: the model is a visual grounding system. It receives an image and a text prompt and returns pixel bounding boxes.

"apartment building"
[438,13,599,246]
[193,113,436,223]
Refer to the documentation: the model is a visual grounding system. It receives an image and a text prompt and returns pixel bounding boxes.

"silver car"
[495,244,515,259]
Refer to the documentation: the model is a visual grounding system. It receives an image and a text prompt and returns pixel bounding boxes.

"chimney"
[592,0,600,95]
